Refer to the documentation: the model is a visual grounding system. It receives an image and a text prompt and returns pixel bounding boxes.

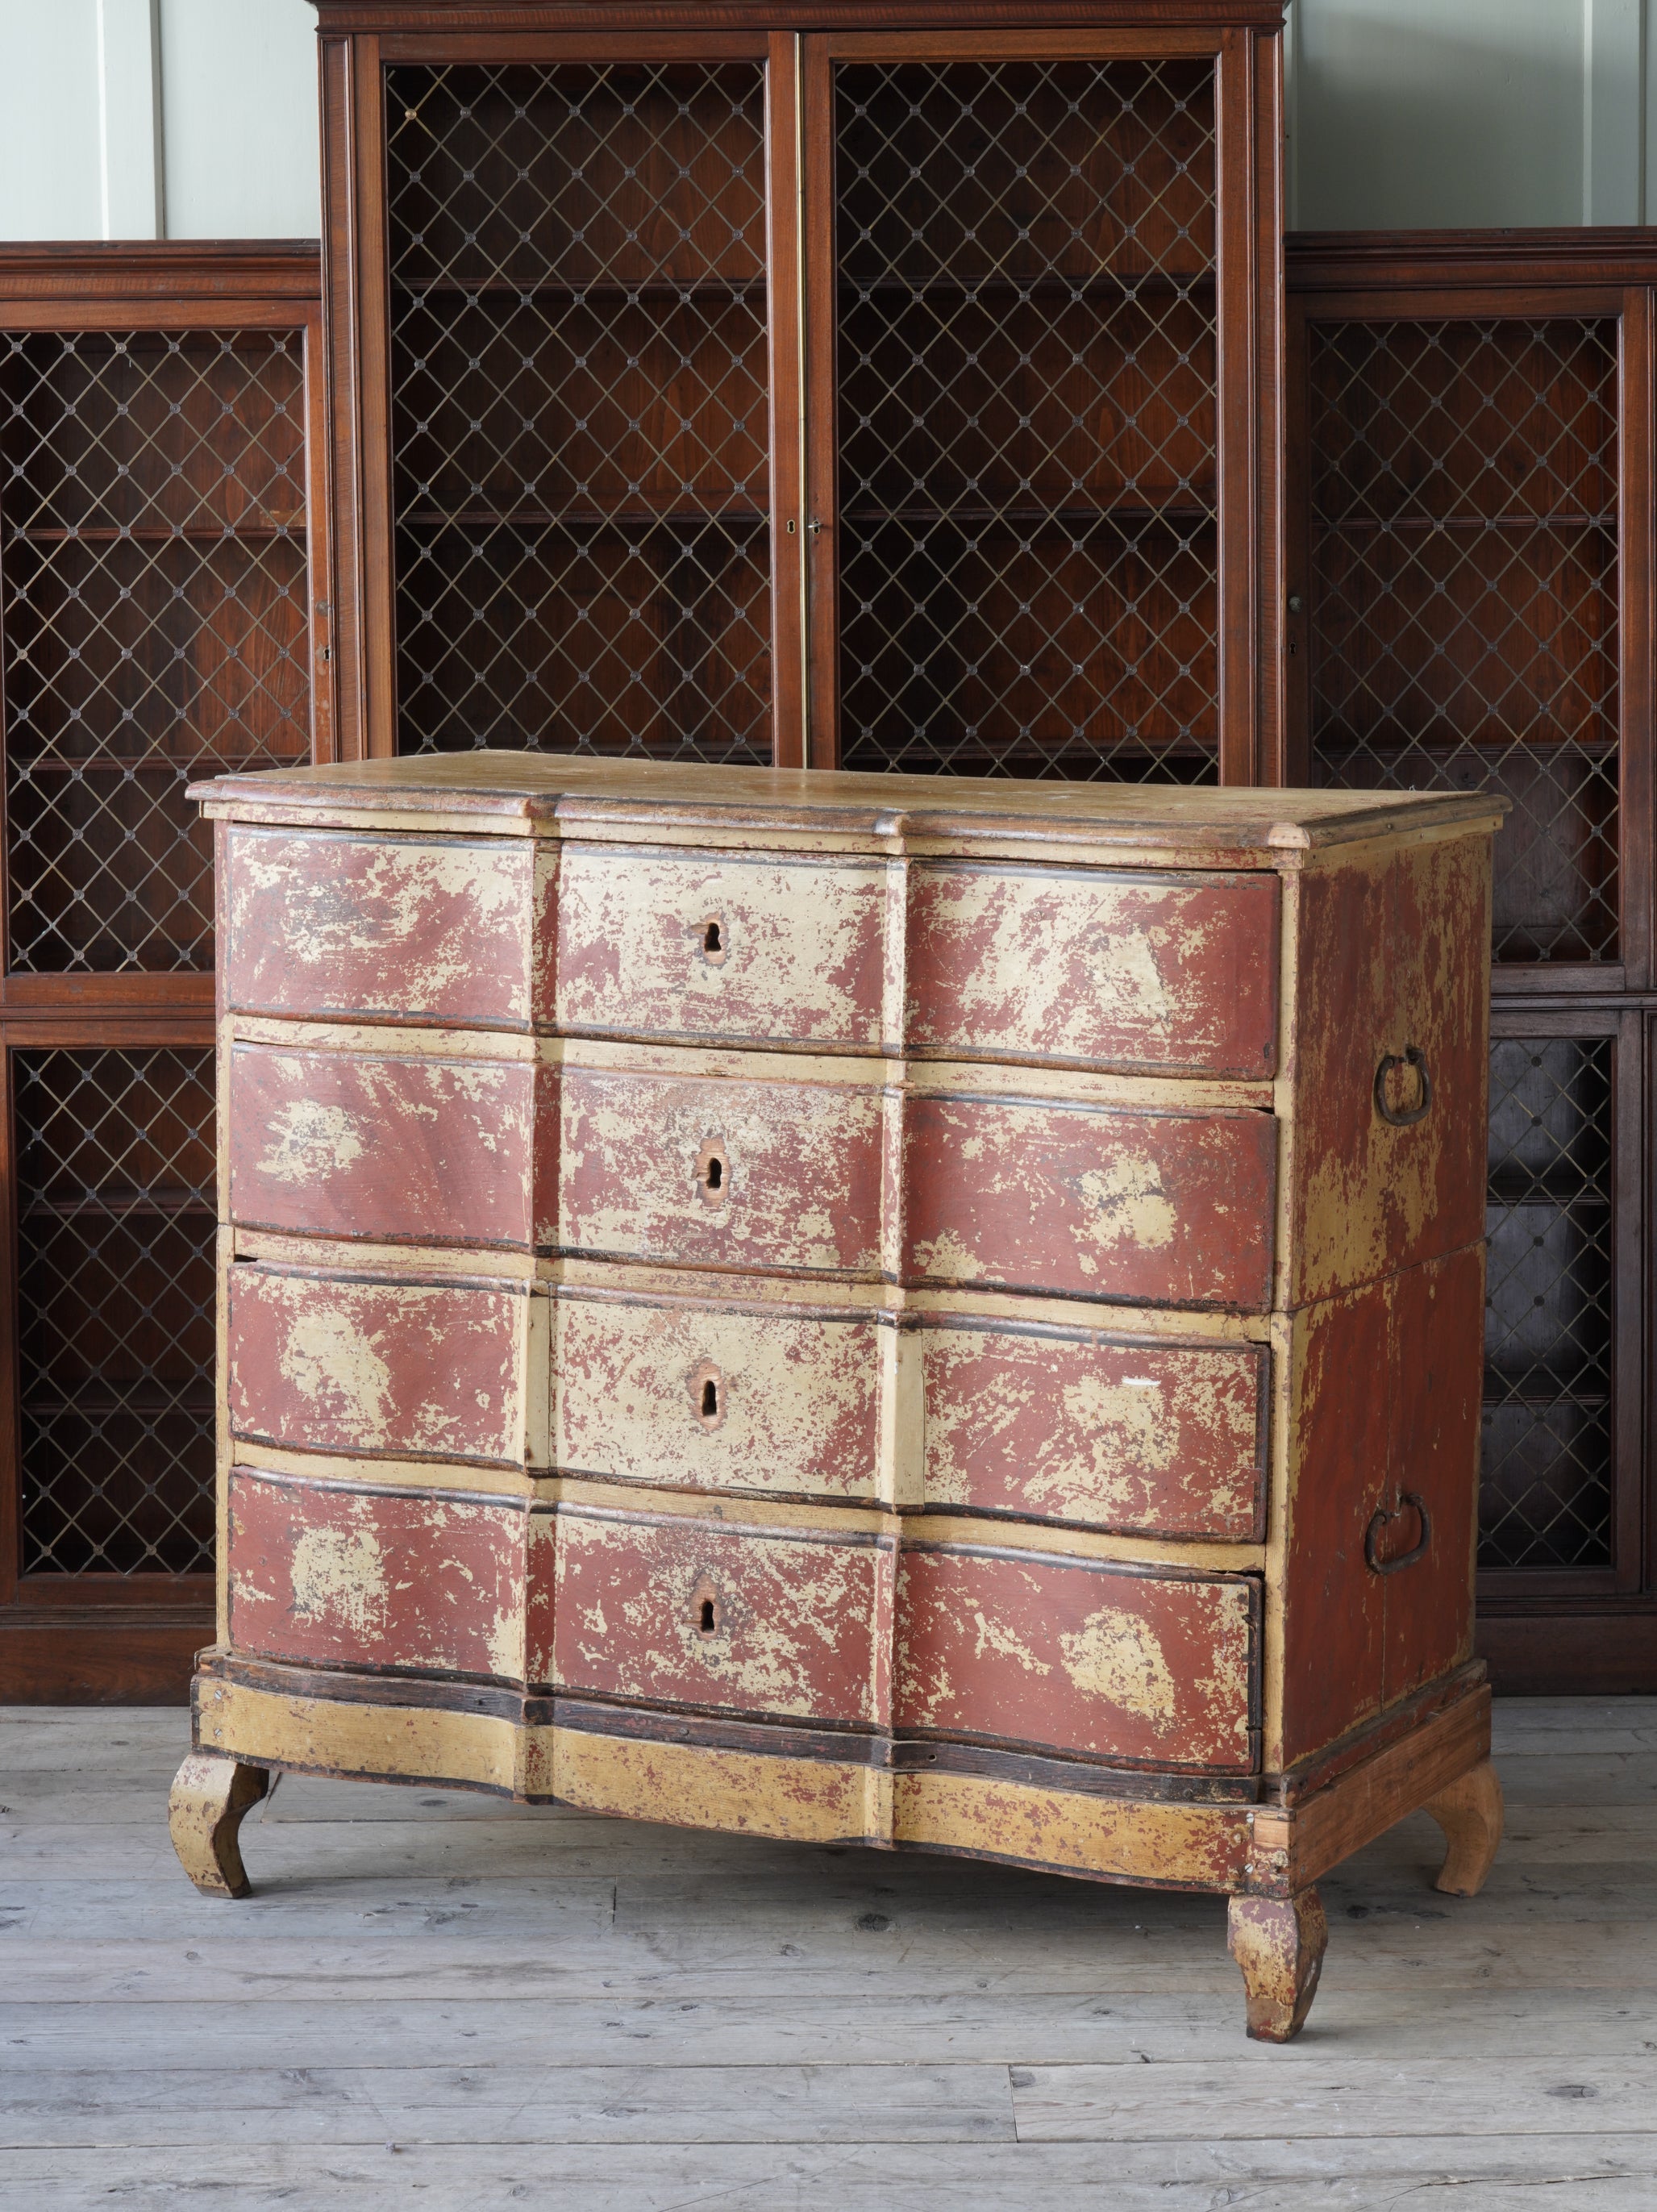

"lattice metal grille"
[15,1048,216,1575]
[385,61,772,760]
[1309,319,1619,962]
[1480,1037,1613,1570]
[834,59,1217,781]
[0,331,310,972]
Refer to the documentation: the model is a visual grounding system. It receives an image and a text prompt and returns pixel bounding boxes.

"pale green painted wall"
[0,0,1651,240]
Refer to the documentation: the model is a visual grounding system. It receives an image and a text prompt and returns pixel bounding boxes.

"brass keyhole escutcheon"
[698,914,728,967]
[690,1359,726,1432]
[696,1139,729,1210]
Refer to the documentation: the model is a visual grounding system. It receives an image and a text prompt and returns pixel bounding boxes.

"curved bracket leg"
[1227,1887,1328,2043]
[1425,1756,1504,1897]
[169,1750,269,1898]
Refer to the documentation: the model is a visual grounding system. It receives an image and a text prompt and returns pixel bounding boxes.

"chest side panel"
[906,862,1280,1075]
[560,1065,884,1276]
[553,1509,889,1727]
[227,1041,543,1248]
[921,1322,1265,1539]
[224,827,539,1027]
[904,1094,1276,1307]
[557,845,888,1048]
[227,1264,531,1467]
[896,1546,1259,1772]
[1285,831,1492,1306]
[556,1293,881,1500]
[1381,1243,1484,1708]
[226,1468,531,1683]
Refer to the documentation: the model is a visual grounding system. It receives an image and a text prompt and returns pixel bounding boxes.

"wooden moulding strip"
[1251,1681,1492,1894]
[193,1665,1254,1886]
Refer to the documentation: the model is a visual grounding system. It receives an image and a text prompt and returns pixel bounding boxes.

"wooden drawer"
[904,1093,1276,1307]
[227,1468,540,1683]
[557,844,888,1048]
[227,1262,537,1467]
[907,862,1280,1075]
[227,1039,554,1249]
[560,1064,884,1275]
[920,1322,1265,1539]
[553,1506,892,1727]
[555,1294,881,1500]
[224,827,543,1027]
[896,1545,1259,1771]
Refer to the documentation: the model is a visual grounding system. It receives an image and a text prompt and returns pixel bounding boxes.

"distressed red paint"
[903,1094,1276,1306]
[560,1065,885,1274]
[921,1322,1264,1537]
[896,1546,1259,1770]
[224,826,539,1027]
[556,1293,881,1498]
[553,1507,892,1727]
[557,844,888,1048]
[227,1264,531,1464]
[227,1041,552,1248]
[227,1468,534,1681]
[906,861,1280,1074]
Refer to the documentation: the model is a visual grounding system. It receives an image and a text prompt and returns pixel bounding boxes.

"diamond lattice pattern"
[835,58,1217,781]
[1309,319,1619,962]
[0,331,310,971]
[1480,1036,1613,1570]
[15,1048,216,1575]
[385,61,772,760]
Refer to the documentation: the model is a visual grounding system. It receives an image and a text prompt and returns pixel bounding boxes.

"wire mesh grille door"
[1481,1038,1614,1570]
[833,58,1218,780]
[14,1049,217,1576]
[385,60,772,760]
[1307,319,1620,963]
[0,330,311,972]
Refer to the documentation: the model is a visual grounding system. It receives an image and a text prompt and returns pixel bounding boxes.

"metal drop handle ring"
[1374,1045,1432,1127]
[1365,1492,1432,1577]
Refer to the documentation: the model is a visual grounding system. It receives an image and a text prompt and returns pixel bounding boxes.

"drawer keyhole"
[696,1140,729,1210]
[689,1359,726,1431]
[699,914,728,967]
[699,1597,717,1634]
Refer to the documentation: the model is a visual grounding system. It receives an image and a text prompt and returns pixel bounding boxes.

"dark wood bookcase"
[314,1,1284,785]
[0,245,328,1700]
[1285,231,1657,1693]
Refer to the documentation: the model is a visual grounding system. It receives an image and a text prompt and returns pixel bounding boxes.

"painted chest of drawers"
[168,756,1506,2042]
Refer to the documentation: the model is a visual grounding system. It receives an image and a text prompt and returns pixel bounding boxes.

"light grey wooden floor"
[2,1702,1655,2209]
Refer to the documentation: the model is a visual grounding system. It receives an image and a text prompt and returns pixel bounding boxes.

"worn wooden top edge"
[190,753,1507,852]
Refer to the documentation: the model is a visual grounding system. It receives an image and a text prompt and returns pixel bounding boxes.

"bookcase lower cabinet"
[170,756,1505,2043]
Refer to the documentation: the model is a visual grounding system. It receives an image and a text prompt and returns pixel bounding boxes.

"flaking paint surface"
[225,828,535,1024]
[553,1510,886,1725]
[227,1267,527,1464]
[228,1043,540,1247]
[905,1095,1276,1306]
[561,1068,884,1274]
[891,1768,1251,1885]
[557,846,886,1046]
[227,1471,530,1681]
[921,1325,1262,1536]
[896,1548,1256,1768]
[555,1296,881,1497]
[1289,835,1490,1304]
[907,864,1279,1074]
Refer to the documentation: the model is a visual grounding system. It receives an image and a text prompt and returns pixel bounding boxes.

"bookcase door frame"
[0,245,327,1700]
[1285,230,1657,1693]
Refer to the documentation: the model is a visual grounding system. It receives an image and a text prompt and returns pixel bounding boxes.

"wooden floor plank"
[0,2139,1653,2211]
[4,1698,1657,2198]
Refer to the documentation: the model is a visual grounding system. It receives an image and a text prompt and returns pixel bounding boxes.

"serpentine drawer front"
[181,755,1505,2047]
